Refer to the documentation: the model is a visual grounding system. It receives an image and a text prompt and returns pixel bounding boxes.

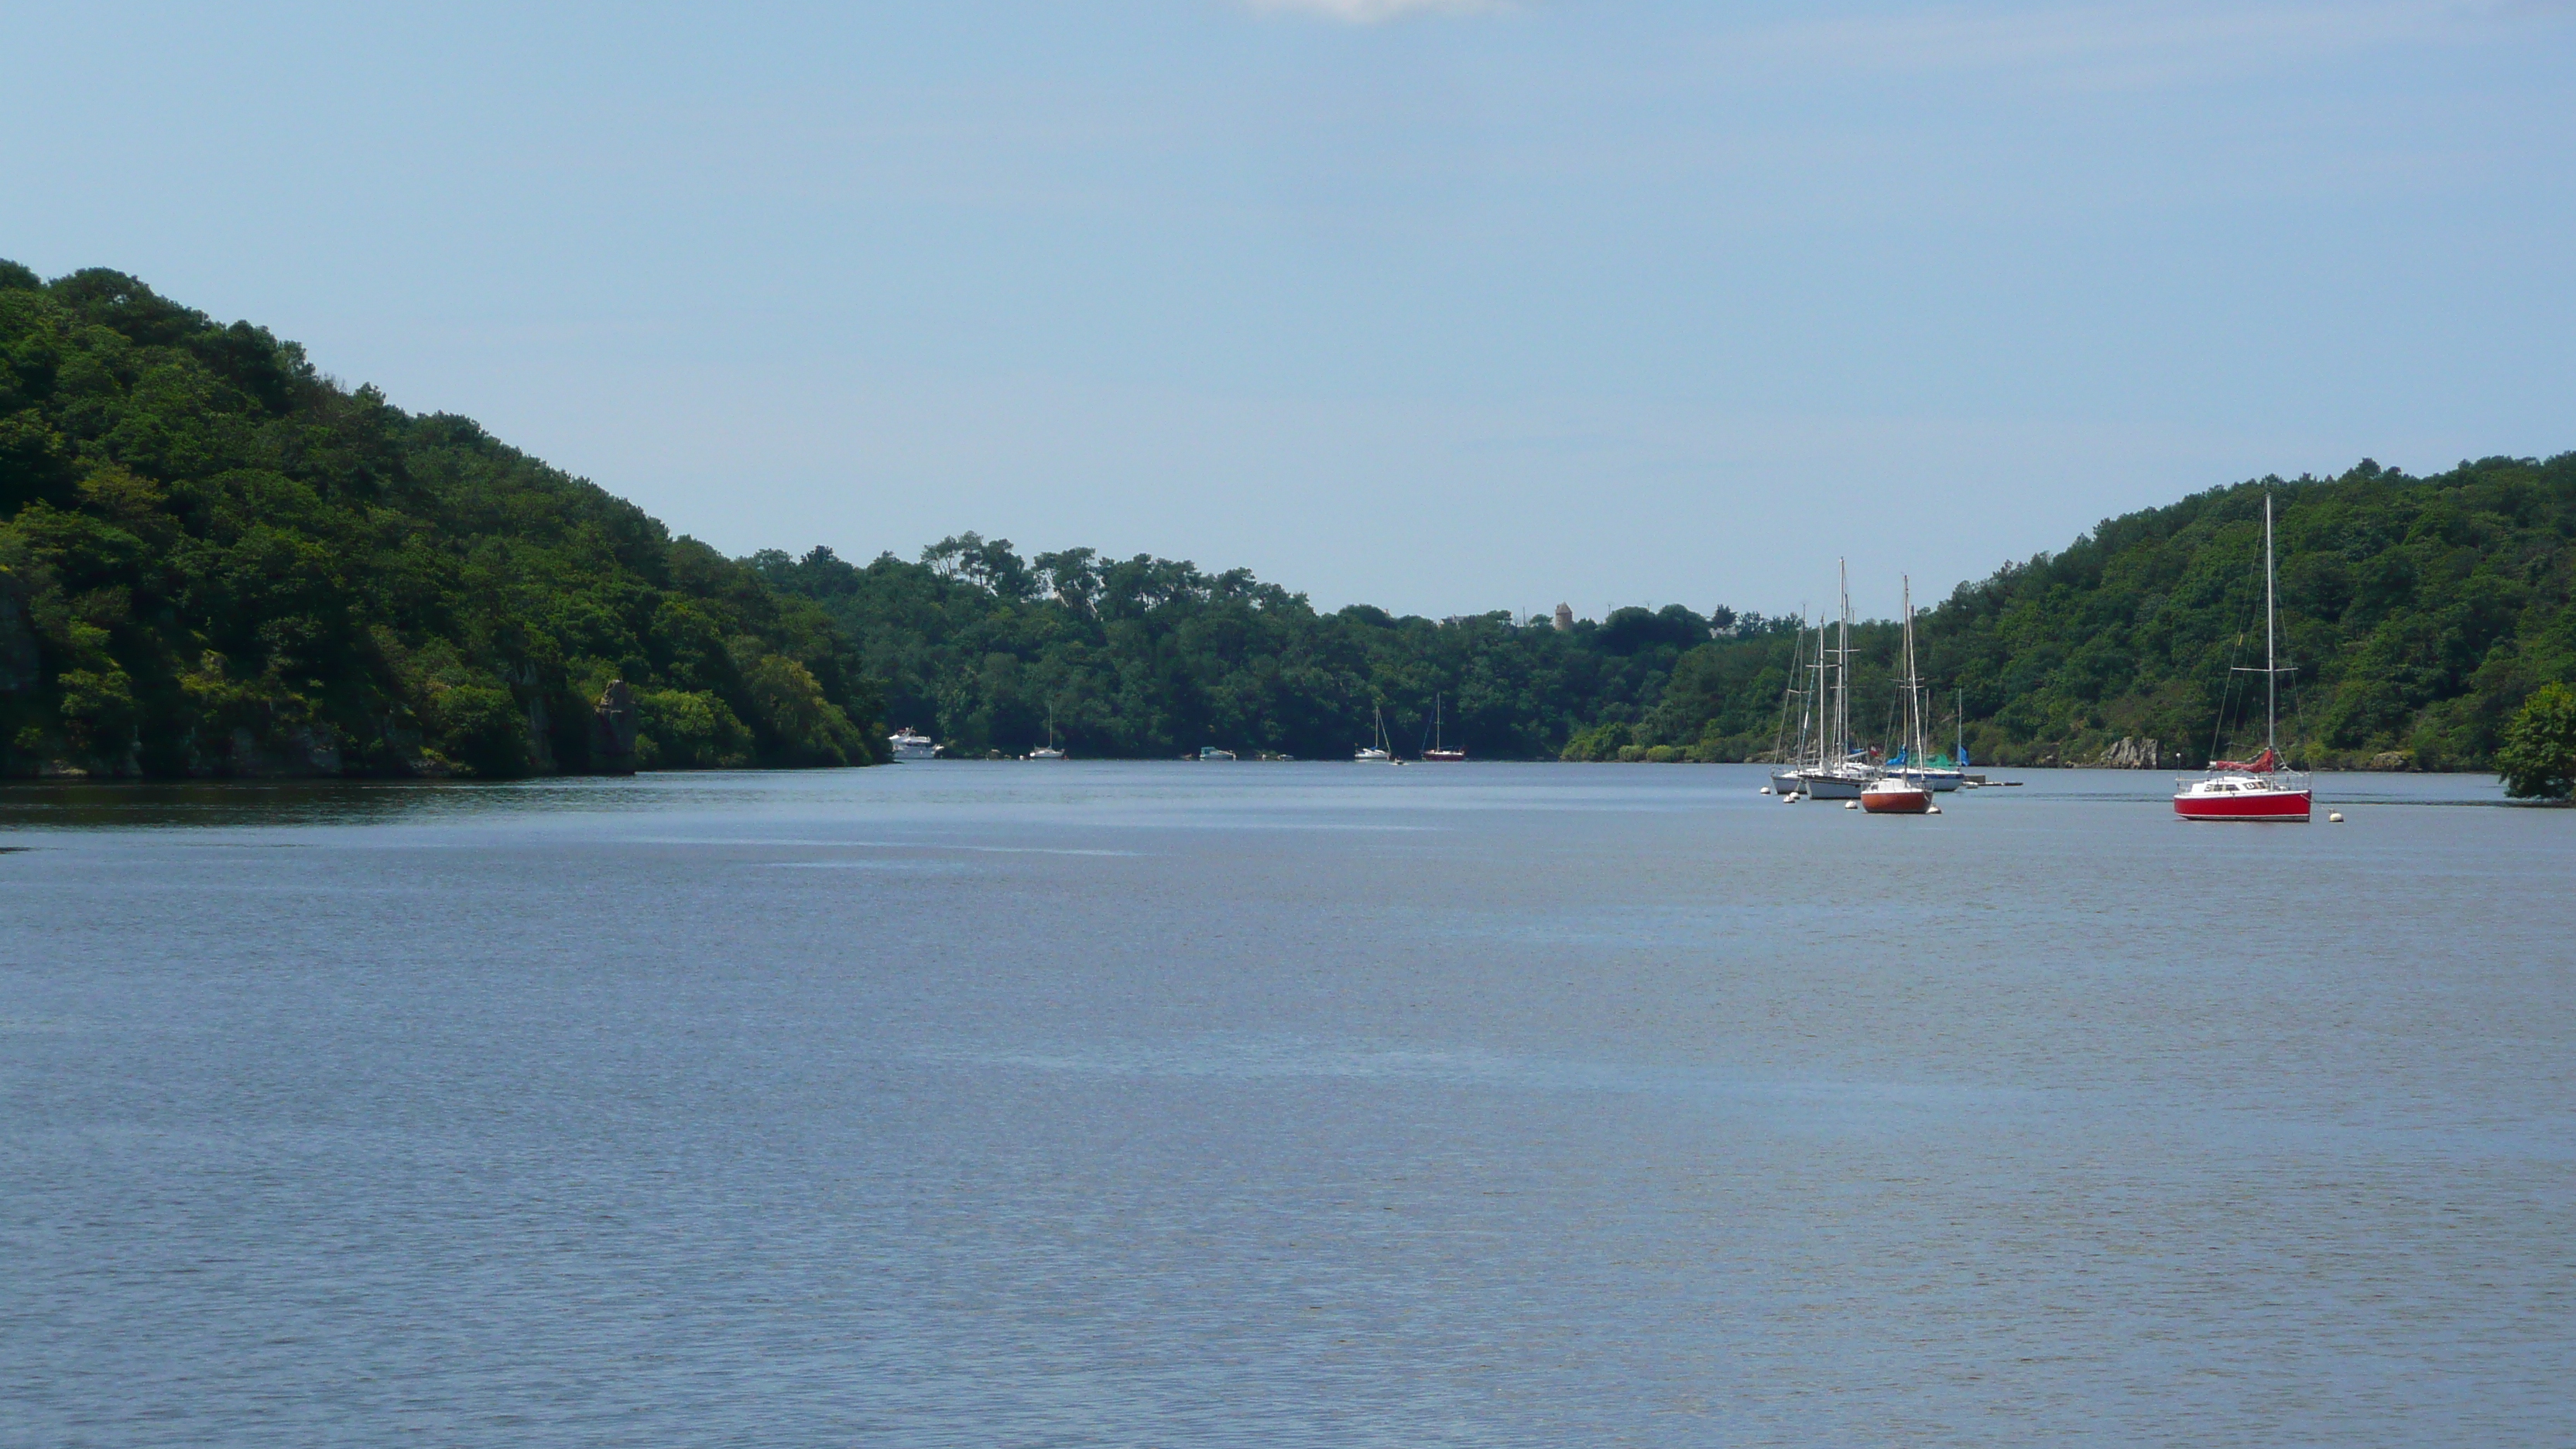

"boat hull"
[1796,771,1867,800]
[1860,783,1933,814]
[1423,750,1467,762]
[2174,790,2311,821]
[1769,770,1804,796]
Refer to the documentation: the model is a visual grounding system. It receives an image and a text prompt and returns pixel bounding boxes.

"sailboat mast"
[1836,560,1852,769]
[2264,492,2278,753]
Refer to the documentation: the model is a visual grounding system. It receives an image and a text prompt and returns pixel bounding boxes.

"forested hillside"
[1914,456,2576,769]
[5,263,2560,778]
[767,454,2576,769]
[0,264,879,778]
[748,538,1785,761]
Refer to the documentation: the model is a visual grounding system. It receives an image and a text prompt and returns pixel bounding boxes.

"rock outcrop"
[592,680,639,776]
[2091,737,2160,769]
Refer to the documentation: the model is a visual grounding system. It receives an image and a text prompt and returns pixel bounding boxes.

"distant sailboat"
[1767,617,1812,797]
[1355,704,1392,763]
[1423,693,1465,762]
[1794,562,1875,799]
[1862,577,1936,815]
[1027,705,1066,760]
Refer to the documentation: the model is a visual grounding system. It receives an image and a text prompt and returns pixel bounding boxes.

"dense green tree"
[764,455,2576,769]
[2496,683,2576,800]
[0,264,879,778]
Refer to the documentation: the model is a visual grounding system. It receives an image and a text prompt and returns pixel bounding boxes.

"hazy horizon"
[6,1,2571,620]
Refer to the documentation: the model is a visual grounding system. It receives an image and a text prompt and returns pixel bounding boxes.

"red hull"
[2174,790,2311,821]
[1860,786,1932,814]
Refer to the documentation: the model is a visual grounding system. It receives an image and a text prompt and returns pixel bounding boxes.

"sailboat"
[1355,703,1392,763]
[1026,705,1066,760]
[2175,494,2312,821]
[1766,618,1812,796]
[1894,683,1965,793]
[1423,693,1466,762]
[1793,562,1875,799]
[1862,578,1936,814]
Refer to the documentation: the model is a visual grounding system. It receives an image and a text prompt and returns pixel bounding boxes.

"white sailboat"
[1769,616,1816,797]
[1793,561,1876,800]
[1423,693,1465,762]
[1027,706,1066,760]
[1355,704,1392,762]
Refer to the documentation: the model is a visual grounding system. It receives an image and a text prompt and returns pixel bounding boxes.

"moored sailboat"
[1026,705,1067,759]
[1422,693,1465,762]
[1794,562,1876,799]
[2175,495,2312,822]
[1862,577,1935,815]
[1355,704,1392,763]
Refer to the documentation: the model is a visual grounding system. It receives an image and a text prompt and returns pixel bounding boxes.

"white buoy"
[2328,812,2344,823]
[1927,805,1942,814]
[1843,800,1858,810]
[1759,786,1772,794]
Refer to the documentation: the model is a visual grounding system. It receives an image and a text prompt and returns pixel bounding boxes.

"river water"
[3,764,2569,1446]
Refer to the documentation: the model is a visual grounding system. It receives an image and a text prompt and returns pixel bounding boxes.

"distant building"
[1553,603,1574,632]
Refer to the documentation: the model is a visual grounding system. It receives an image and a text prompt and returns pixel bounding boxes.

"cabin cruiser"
[887,728,938,762]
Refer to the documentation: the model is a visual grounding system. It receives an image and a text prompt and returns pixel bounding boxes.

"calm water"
[4,764,2570,1446]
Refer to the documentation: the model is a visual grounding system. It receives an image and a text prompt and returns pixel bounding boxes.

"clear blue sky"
[6,1,2570,619]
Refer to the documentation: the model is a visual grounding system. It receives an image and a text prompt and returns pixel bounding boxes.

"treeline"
[0,264,879,778]
[766,453,2576,769]
[750,537,1793,761]
[7,263,2564,779]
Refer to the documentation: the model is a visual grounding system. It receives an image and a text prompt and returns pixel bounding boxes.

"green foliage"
[632,688,752,769]
[2496,683,2576,800]
[755,540,1794,759]
[1909,457,2576,768]
[0,263,880,777]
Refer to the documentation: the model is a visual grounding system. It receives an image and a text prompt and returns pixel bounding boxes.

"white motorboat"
[888,728,938,762]
[1199,745,1238,761]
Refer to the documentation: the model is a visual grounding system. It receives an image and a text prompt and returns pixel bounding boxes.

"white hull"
[1026,748,1066,760]
[1899,767,1963,793]
[1354,748,1391,763]
[888,731,937,762]
[1795,769,1871,800]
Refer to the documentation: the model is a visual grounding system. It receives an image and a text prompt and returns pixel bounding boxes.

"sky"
[4,0,2571,620]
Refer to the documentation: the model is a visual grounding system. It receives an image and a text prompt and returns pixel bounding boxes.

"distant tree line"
[7,262,2571,790]
[762,453,2576,777]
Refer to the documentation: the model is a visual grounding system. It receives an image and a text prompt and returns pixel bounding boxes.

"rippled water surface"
[4,764,2570,1446]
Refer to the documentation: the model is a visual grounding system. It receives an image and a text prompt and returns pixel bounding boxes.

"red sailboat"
[2175,494,2312,822]
[1862,577,1936,815]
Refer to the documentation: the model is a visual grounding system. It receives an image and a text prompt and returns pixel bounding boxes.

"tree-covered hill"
[0,264,879,778]
[763,454,2575,769]
[748,537,1784,761]
[1909,456,2576,769]
[7,262,2558,778]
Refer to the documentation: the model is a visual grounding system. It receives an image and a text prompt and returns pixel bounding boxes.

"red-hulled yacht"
[1862,577,1937,816]
[2175,495,2312,822]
